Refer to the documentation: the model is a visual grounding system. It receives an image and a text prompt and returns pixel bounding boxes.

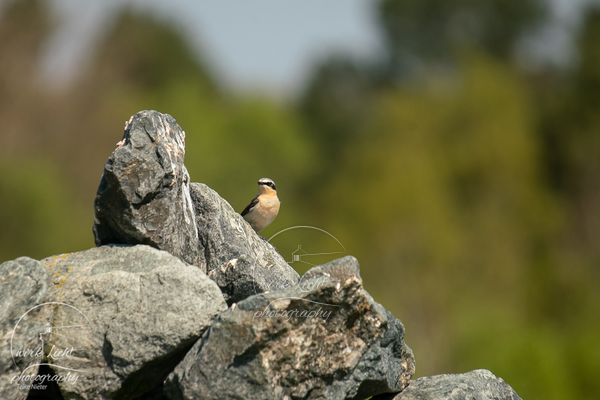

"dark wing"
[241,195,259,217]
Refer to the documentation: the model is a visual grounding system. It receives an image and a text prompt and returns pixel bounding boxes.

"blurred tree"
[92,11,215,93]
[534,12,600,398]
[316,53,575,399]
[0,0,51,156]
[298,57,375,173]
[298,0,549,193]
[0,0,92,260]
[0,159,90,261]
[378,0,548,77]
[52,8,220,201]
[540,8,600,263]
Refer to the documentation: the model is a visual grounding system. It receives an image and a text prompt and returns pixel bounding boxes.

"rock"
[372,369,522,400]
[164,256,415,400]
[190,182,299,305]
[41,245,227,400]
[93,110,299,305]
[0,257,54,400]
[93,110,203,269]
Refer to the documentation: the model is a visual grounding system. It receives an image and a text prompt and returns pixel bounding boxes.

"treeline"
[0,1,599,399]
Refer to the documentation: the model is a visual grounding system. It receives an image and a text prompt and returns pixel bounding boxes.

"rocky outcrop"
[0,110,525,400]
[93,111,203,269]
[0,257,54,400]
[93,110,299,305]
[372,369,522,400]
[164,256,415,400]
[41,245,227,400]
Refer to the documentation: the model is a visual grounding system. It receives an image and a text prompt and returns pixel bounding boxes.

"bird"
[241,178,280,233]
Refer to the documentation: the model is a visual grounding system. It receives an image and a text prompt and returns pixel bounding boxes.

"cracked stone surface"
[93,110,204,270]
[0,257,54,400]
[40,245,226,400]
[372,369,522,400]
[165,256,415,400]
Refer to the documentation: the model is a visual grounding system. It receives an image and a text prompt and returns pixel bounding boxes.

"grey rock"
[372,369,522,400]
[93,110,204,269]
[190,182,300,305]
[41,245,227,400]
[0,257,54,400]
[93,109,299,305]
[164,256,415,400]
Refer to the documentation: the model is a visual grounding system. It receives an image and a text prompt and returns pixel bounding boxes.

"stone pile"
[0,111,521,400]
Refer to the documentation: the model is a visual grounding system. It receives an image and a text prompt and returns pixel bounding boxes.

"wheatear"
[241,178,280,232]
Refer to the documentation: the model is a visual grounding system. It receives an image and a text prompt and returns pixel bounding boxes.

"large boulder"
[93,110,299,305]
[0,257,54,400]
[93,110,203,269]
[372,369,522,400]
[164,256,415,400]
[41,245,227,400]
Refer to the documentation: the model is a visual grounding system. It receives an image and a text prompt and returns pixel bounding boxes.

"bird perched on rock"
[241,178,280,232]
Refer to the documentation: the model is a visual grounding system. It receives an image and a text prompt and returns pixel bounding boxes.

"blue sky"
[1,0,593,95]
[36,0,382,95]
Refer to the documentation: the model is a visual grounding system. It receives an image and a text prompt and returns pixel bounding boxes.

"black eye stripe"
[259,181,276,190]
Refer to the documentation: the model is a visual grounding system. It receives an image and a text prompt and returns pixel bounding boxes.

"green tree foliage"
[296,1,600,399]
[93,11,215,92]
[0,0,51,156]
[0,0,93,260]
[299,57,375,170]
[540,9,600,265]
[310,49,600,399]
[0,159,90,262]
[378,0,547,73]
[531,13,600,397]
[318,52,560,377]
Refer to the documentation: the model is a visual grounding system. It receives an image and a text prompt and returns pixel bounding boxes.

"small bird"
[241,178,280,232]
